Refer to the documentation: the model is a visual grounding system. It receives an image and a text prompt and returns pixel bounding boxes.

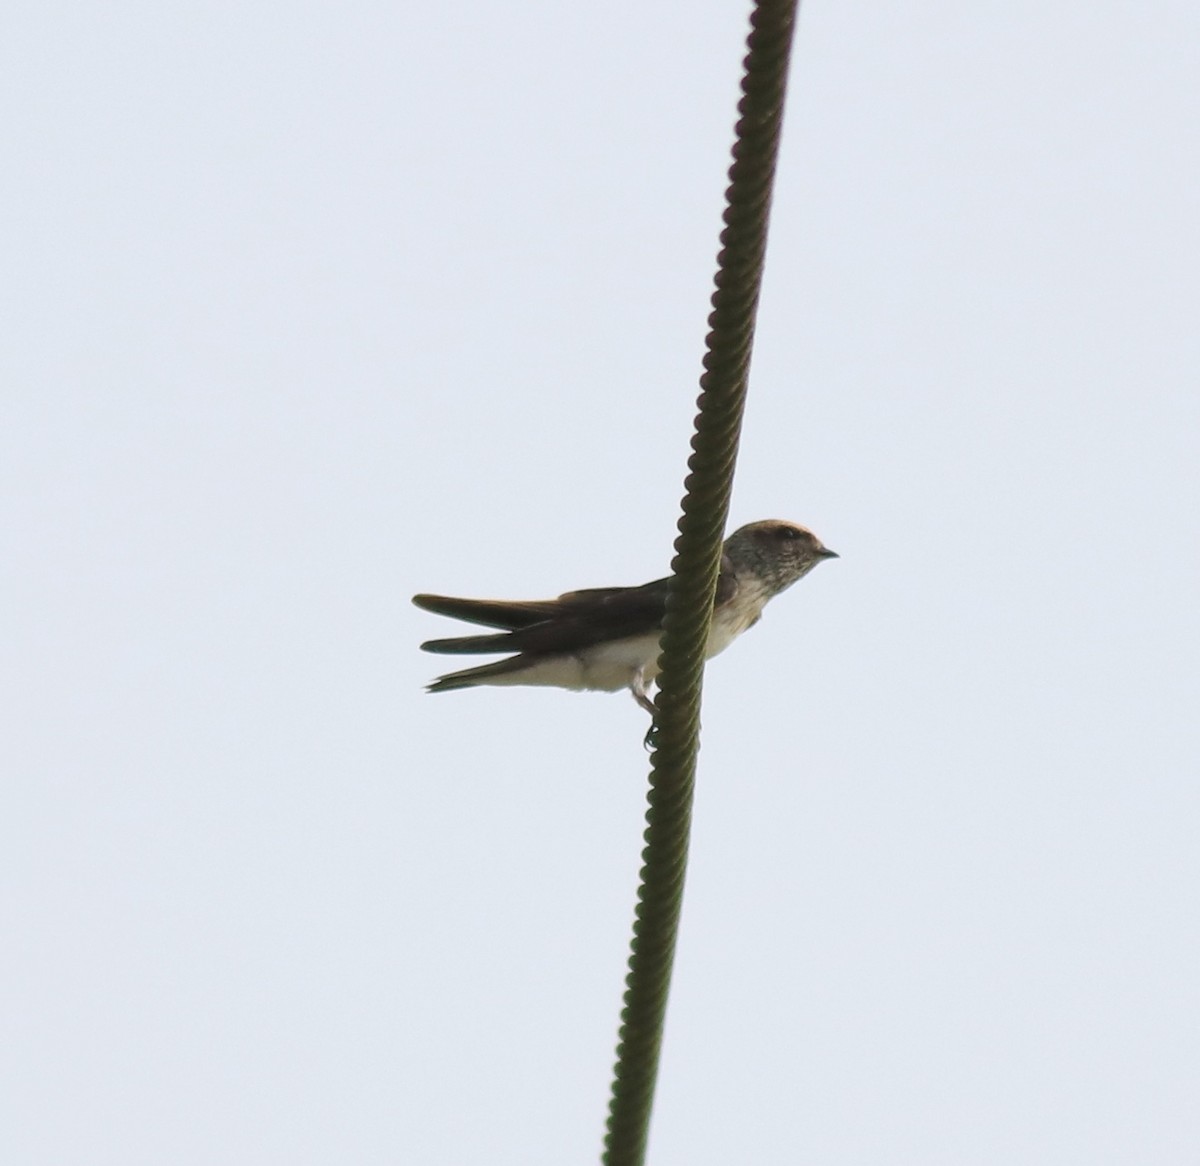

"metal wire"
[601,2,802,1162]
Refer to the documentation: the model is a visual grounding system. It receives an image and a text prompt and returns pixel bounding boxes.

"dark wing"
[411,594,560,630]
[415,554,740,658]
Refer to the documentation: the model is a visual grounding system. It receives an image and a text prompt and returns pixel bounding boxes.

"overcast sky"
[4,2,1199,1163]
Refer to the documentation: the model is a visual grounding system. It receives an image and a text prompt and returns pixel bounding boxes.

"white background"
[4,2,1198,1162]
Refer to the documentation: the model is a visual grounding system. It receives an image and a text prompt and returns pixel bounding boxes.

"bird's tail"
[420,632,513,655]
[412,593,552,630]
[425,656,532,694]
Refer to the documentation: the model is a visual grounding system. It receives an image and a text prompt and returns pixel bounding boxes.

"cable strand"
[601,2,802,1163]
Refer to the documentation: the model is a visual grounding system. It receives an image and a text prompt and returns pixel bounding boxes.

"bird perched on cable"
[413,519,837,714]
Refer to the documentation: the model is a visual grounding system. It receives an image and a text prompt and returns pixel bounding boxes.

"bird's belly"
[584,609,759,690]
[576,610,760,691]
[577,634,662,691]
[486,602,760,696]
[482,634,661,693]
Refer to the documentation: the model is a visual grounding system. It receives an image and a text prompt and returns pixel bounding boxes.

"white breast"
[705,578,772,659]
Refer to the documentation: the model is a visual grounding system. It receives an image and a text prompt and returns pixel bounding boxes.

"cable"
[601,2,802,1162]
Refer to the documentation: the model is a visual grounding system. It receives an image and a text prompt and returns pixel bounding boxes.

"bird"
[413,519,837,714]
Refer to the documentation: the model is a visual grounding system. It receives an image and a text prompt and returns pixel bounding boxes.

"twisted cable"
[601,2,802,1162]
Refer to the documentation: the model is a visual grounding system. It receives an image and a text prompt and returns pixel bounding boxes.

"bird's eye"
[777,526,801,540]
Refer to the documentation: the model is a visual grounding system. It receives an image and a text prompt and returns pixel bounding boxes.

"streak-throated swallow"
[413,519,837,714]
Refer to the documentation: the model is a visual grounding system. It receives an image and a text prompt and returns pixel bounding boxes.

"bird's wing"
[418,580,669,656]
[416,554,740,658]
[412,594,563,630]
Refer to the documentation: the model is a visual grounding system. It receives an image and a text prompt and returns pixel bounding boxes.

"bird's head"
[722,519,838,596]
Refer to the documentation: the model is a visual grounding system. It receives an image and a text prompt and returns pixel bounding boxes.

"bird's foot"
[629,669,658,716]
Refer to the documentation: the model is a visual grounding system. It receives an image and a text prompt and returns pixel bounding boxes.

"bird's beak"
[818,547,839,559]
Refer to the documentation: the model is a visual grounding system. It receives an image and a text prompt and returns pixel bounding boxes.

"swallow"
[413,519,837,713]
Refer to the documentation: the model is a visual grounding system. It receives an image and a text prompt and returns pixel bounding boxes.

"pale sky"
[4,2,1199,1163]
